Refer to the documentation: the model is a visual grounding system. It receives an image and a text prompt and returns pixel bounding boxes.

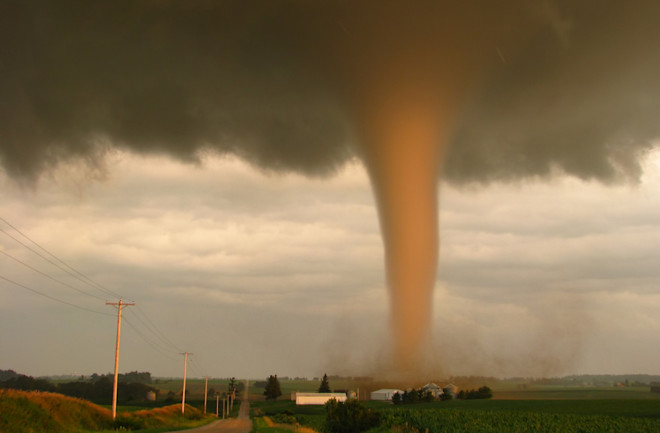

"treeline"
[456,386,493,400]
[88,371,152,384]
[392,389,436,404]
[392,386,492,405]
[0,370,156,404]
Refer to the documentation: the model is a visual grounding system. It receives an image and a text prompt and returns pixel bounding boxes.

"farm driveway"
[164,389,252,433]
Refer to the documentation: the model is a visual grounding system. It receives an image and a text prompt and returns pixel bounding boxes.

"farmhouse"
[422,383,444,398]
[295,392,347,405]
[443,384,459,399]
[370,389,404,401]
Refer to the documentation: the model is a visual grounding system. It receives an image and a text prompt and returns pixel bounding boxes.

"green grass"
[251,417,301,433]
[1,389,113,433]
[494,386,660,400]
[375,399,660,418]
[376,408,660,433]
[250,392,660,433]
[0,389,219,433]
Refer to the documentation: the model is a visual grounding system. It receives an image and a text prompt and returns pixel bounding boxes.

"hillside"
[0,389,112,433]
[0,389,212,433]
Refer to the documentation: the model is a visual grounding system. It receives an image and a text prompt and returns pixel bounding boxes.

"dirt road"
[164,382,252,433]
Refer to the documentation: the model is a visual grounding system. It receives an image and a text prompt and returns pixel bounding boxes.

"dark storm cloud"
[0,0,351,179]
[1,0,659,183]
[446,1,660,183]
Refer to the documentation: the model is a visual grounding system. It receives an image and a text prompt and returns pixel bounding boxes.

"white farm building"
[370,389,404,401]
[295,392,347,405]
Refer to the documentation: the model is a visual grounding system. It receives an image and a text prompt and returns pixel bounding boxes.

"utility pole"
[106,299,135,421]
[203,376,208,414]
[216,393,220,417]
[180,352,193,414]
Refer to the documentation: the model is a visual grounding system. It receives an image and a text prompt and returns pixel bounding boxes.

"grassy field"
[0,389,218,433]
[249,386,660,433]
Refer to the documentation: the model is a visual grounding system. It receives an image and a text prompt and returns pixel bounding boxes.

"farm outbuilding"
[422,383,444,398]
[443,384,459,399]
[370,389,404,401]
[295,392,347,405]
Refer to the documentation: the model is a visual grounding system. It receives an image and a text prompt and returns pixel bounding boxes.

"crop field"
[251,386,660,433]
[376,408,660,433]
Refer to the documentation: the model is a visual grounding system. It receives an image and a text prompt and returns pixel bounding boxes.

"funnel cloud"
[2,0,660,376]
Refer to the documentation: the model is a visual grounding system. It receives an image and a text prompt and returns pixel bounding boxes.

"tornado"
[329,1,539,373]
[358,88,449,372]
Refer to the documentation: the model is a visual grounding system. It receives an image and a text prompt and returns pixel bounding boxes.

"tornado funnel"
[329,1,537,375]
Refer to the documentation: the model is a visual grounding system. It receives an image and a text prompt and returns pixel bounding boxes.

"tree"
[324,399,380,433]
[228,377,238,396]
[318,373,331,393]
[263,375,282,400]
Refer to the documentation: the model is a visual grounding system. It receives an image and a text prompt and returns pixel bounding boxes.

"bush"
[272,412,297,424]
[324,399,380,433]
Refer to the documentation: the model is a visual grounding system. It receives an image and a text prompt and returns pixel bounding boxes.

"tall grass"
[0,388,113,433]
[0,389,215,433]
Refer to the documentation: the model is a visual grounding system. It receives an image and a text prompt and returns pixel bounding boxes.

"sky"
[2,150,659,380]
[1,1,660,380]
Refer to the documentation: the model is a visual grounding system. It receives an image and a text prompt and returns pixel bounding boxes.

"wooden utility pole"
[203,376,208,414]
[216,393,220,417]
[180,352,193,414]
[106,299,135,421]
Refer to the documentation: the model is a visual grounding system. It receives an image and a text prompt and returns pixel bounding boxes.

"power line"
[0,216,196,377]
[132,305,184,353]
[0,217,127,300]
[188,355,209,379]
[0,273,113,317]
[0,249,106,301]
[122,315,179,359]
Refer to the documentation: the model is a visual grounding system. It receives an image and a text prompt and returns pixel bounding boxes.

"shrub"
[324,398,380,433]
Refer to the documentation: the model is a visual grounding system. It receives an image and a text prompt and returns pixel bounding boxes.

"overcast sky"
[1,1,660,380]
[1,148,658,379]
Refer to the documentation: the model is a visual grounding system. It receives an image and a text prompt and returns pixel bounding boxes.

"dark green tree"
[422,390,435,402]
[263,375,282,400]
[228,377,238,396]
[324,399,380,433]
[318,373,331,393]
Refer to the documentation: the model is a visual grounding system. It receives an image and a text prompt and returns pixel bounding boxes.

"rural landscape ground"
[3,374,660,432]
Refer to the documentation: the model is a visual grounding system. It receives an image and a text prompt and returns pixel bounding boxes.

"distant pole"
[203,376,208,414]
[106,299,135,421]
[216,394,220,417]
[180,352,193,414]
[222,397,226,419]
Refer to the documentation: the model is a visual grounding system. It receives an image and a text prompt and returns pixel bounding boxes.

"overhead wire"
[0,216,127,300]
[123,308,184,354]
[122,316,179,362]
[0,248,107,301]
[0,273,114,317]
[133,305,185,353]
[1,215,197,376]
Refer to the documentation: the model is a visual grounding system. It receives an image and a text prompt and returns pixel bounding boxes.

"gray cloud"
[1,1,659,183]
[446,1,660,184]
